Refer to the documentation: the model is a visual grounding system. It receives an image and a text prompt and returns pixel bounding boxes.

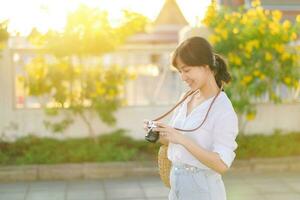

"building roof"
[126,0,188,45]
[154,0,188,26]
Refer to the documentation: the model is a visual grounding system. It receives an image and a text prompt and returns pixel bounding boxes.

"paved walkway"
[0,171,300,200]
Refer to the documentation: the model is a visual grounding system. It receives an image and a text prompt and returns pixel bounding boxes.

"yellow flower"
[233,28,239,34]
[236,57,242,65]
[247,9,257,18]
[253,40,259,48]
[292,55,299,62]
[284,77,292,85]
[272,10,282,20]
[265,52,273,61]
[209,35,220,45]
[245,40,259,53]
[224,14,230,21]
[291,32,297,40]
[258,25,265,34]
[214,27,222,34]
[253,70,261,76]
[269,22,280,35]
[96,87,105,95]
[241,16,248,25]
[251,0,261,8]
[296,15,300,23]
[242,75,253,85]
[260,74,266,80]
[17,75,25,82]
[282,20,291,29]
[228,53,241,65]
[294,80,300,88]
[129,72,137,80]
[202,2,217,25]
[245,44,253,53]
[234,57,241,65]
[281,53,290,61]
[220,30,228,39]
[246,112,256,121]
[274,44,284,53]
[283,34,289,41]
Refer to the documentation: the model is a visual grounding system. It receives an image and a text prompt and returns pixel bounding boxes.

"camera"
[145,121,159,143]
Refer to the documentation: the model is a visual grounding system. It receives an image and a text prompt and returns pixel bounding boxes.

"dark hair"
[171,36,231,88]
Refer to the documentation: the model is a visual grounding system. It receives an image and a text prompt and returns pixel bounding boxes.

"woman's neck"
[198,80,220,100]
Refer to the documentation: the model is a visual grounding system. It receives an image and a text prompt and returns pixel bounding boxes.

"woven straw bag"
[152,88,222,188]
[158,144,171,188]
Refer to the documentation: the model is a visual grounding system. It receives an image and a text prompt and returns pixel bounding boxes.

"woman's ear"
[203,65,212,73]
[204,64,210,70]
[204,64,216,76]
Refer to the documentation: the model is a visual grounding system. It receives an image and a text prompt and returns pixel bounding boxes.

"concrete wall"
[244,102,300,135]
[0,102,300,142]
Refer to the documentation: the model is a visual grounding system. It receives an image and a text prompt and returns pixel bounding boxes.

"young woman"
[147,36,238,200]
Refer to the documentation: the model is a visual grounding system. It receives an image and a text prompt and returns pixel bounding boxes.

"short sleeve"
[212,112,239,168]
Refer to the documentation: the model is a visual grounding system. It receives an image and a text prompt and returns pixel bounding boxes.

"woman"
[147,36,238,200]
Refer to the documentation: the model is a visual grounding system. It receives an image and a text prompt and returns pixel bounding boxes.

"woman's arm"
[180,136,229,174]
[154,122,230,174]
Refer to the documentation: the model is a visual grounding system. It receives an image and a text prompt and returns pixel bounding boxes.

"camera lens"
[145,129,159,143]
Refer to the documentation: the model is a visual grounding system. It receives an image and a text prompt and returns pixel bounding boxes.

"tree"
[202,0,300,132]
[23,5,148,140]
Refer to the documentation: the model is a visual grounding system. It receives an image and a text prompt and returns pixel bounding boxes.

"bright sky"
[0,0,211,36]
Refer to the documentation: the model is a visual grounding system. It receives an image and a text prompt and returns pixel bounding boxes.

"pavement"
[0,171,300,200]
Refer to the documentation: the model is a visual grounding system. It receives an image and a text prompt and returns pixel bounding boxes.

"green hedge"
[0,129,300,165]
[236,131,300,159]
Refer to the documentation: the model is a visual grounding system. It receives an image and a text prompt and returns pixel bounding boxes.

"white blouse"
[167,91,239,169]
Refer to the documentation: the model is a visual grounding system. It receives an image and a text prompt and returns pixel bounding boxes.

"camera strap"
[152,86,223,132]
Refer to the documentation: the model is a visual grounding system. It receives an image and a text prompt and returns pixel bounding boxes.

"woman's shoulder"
[214,92,237,118]
[211,92,238,131]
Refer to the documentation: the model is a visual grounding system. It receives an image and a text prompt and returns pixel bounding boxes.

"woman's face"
[176,58,210,91]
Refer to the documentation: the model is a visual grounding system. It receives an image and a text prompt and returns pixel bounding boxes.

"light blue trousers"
[169,163,227,200]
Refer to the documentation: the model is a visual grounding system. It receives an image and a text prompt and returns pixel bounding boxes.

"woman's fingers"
[154,121,169,128]
[153,127,167,133]
[143,119,150,132]
[159,132,167,137]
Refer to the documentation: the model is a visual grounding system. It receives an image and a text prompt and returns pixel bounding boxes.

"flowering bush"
[203,0,300,128]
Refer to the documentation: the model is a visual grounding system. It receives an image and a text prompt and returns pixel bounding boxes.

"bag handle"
[152,86,223,132]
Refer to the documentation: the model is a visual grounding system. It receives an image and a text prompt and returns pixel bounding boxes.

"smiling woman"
[0,0,210,36]
[144,36,238,200]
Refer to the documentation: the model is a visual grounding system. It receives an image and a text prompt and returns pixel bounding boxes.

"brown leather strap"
[152,86,223,132]
[153,89,198,121]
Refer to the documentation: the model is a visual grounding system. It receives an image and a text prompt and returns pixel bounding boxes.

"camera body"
[145,121,159,143]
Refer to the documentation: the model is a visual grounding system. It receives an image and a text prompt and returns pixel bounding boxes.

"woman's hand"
[152,122,184,144]
[143,119,150,132]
